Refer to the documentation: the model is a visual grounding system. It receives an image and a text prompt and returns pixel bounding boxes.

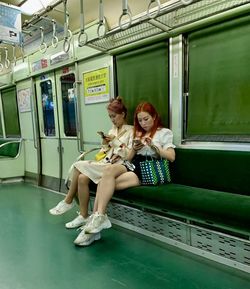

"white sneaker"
[74,230,101,246]
[84,212,112,234]
[49,200,74,215]
[65,213,88,229]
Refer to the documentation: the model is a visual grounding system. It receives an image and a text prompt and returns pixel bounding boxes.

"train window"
[60,73,77,136]
[1,87,20,138]
[116,41,169,127]
[40,80,55,136]
[185,15,250,142]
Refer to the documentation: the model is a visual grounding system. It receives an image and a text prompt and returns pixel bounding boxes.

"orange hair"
[133,102,163,138]
[107,96,127,117]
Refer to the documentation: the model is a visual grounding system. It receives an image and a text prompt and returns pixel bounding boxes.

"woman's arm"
[151,145,175,162]
[126,147,136,161]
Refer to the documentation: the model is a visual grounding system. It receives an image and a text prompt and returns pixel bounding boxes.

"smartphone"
[97,131,106,138]
[133,139,140,145]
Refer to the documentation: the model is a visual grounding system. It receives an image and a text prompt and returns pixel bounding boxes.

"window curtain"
[115,41,169,127]
[186,15,250,141]
[1,87,20,137]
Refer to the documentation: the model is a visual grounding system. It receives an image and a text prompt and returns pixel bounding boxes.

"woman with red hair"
[74,102,175,246]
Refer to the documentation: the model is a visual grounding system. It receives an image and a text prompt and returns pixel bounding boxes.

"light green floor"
[0,182,249,289]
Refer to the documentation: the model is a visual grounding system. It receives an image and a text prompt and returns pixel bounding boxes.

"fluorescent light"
[21,0,55,16]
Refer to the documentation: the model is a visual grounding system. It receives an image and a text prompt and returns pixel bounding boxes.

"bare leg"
[77,174,90,218]
[95,164,131,214]
[64,168,81,204]
[83,168,140,234]
[115,171,140,190]
[93,172,140,214]
[49,167,82,215]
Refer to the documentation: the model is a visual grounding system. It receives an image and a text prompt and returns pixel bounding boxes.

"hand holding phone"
[97,131,106,138]
[133,138,144,151]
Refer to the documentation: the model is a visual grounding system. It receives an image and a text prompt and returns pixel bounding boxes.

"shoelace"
[77,224,87,232]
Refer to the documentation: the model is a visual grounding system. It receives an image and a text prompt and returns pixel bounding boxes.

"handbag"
[139,157,171,186]
[95,151,107,161]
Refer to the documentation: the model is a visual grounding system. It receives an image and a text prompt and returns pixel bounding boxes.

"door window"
[40,80,55,136]
[60,73,76,136]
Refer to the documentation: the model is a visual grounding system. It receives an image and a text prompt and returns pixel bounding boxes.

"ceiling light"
[20,0,55,16]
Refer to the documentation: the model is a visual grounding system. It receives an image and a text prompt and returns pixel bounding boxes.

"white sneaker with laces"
[84,212,112,234]
[65,213,88,229]
[74,230,101,246]
[49,200,74,215]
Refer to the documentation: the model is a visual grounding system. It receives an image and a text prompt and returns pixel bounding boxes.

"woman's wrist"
[151,145,160,156]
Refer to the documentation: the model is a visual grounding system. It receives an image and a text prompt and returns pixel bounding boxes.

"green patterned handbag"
[139,158,171,186]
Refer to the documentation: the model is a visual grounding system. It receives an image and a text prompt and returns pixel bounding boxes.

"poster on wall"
[83,67,110,104]
[0,3,21,45]
[17,88,31,113]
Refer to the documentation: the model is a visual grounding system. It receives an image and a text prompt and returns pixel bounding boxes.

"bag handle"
[76,147,101,161]
[145,144,163,161]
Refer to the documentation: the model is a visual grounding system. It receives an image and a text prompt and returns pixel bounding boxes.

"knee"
[102,165,116,178]
[78,174,89,186]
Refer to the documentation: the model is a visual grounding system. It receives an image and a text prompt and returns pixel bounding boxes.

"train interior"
[0,0,249,288]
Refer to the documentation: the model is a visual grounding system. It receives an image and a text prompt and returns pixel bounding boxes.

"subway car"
[0,0,249,288]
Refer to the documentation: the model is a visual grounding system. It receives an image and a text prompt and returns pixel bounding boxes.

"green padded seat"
[111,148,250,235]
[115,184,250,233]
[0,140,20,158]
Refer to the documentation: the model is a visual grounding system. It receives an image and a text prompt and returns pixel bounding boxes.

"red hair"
[107,96,127,117]
[133,102,163,138]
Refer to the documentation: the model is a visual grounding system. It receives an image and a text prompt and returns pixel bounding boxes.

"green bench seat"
[0,140,21,158]
[111,148,250,236]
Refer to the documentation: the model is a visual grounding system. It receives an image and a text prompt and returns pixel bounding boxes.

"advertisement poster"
[0,3,21,45]
[83,67,110,104]
[17,88,31,113]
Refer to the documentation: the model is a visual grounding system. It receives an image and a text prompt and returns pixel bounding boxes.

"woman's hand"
[133,139,144,151]
[144,137,152,146]
[102,134,115,144]
[110,154,121,163]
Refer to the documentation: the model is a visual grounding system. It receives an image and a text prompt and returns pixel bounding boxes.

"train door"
[55,68,80,192]
[35,67,80,192]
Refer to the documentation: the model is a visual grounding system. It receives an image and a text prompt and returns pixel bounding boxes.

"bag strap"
[76,147,101,161]
[117,129,127,138]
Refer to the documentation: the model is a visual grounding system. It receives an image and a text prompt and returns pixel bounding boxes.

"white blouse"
[137,128,175,158]
[102,124,133,160]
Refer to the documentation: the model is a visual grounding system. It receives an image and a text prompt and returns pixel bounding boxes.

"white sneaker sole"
[85,220,112,234]
[74,233,101,246]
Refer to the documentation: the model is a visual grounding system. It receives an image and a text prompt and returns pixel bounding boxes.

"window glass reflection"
[40,80,55,136]
[60,74,76,136]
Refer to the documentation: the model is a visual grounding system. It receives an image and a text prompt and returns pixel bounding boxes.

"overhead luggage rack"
[87,0,250,52]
